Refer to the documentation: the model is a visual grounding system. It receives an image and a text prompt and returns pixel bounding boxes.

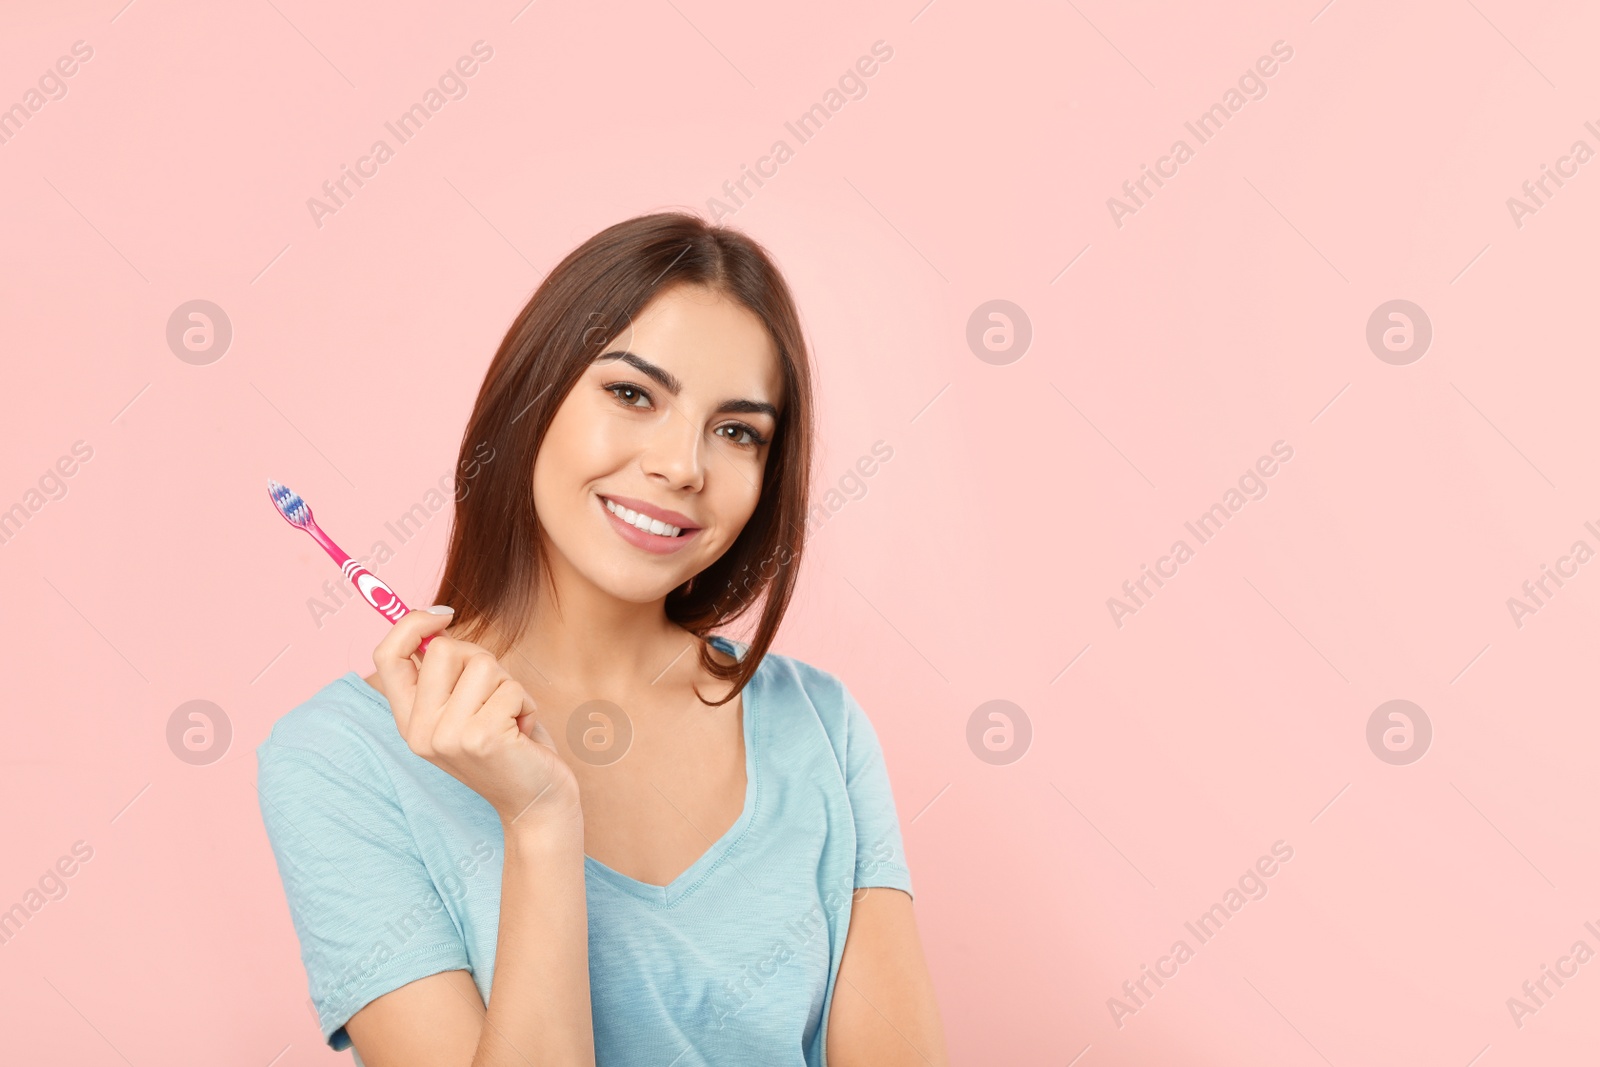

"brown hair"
[431,211,814,706]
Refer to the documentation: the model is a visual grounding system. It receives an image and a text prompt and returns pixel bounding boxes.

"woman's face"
[531,283,784,604]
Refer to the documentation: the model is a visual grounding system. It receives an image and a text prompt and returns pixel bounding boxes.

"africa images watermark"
[717,440,895,615]
[1505,919,1600,1030]
[705,40,894,221]
[0,39,95,148]
[709,836,900,1030]
[0,840,96,948]
[315,838,496,1021]
[0,439,95,547]
[709,888,846,1029]
[1504,519,1600,630]
[305,441,496,630]
[305,40,495,229]
[1105,39,1295,229]
[1505,119,1600,230]
[1106,440,1295,628]
[1108,839,1295,1028]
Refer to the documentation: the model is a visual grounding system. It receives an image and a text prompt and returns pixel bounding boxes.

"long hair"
[431,212,815,706]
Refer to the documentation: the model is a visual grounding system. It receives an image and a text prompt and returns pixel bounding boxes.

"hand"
[373,608,581,832]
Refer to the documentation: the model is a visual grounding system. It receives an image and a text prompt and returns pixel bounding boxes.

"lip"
[597,493,703,555]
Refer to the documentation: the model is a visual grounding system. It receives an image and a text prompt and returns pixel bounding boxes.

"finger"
[462,677,527,752]
[375,606,456,669]
[372,607,456,734]
[411,634,499,744]
[431,653,508,752]
[514,689,541,740]
[408,636,473,747]
[411,634,494,718]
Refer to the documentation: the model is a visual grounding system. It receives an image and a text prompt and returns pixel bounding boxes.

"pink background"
[3,0,1597,1062]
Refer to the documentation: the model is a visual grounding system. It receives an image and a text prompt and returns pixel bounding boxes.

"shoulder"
[255,671,403,789]
[720,637,869,767]
[716,635,850,710]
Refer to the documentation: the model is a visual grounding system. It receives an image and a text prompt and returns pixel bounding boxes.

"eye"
[604,382,652,409]
[717,423,769,448]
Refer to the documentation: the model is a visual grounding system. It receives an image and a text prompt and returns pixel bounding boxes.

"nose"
[640,407,706,492]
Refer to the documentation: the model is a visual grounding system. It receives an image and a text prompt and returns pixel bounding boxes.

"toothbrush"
[267,479,439,656]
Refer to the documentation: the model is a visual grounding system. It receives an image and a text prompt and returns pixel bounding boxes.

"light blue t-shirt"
[255,636,914,1065]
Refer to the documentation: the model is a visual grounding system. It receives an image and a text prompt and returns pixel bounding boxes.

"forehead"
[605,285,783,398]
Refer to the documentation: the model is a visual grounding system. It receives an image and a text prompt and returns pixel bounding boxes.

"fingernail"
[424,604,455,615]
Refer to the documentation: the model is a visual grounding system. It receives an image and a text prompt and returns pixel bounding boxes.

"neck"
[493,563,701,700]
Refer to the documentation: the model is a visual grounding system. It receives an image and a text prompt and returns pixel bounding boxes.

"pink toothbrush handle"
[305,519,437,655]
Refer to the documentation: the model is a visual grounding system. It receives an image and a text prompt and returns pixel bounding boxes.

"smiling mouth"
[600,496,693,538]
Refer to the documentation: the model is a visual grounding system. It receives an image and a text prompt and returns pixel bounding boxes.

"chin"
[582,561,694,604]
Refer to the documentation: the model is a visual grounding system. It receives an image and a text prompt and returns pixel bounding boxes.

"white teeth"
[604,497,681,537]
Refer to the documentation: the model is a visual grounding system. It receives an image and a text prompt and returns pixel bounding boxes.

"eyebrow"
[594,349,780,420]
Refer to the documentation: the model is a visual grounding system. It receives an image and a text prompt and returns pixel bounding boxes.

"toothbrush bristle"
[267,478,313,528]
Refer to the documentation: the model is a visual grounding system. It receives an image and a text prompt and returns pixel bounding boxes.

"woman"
[256,212,949,1066]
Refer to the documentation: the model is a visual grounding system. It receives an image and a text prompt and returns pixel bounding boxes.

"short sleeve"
[256,744,472,1050]
[838,683,915,900]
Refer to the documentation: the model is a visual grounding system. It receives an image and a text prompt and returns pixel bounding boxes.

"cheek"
[541,399,626,477]
[573,396,651,460]
[711,482,764,541]
[531,419,590,516]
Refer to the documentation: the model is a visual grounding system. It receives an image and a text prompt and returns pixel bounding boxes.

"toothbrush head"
[267,478,314,529]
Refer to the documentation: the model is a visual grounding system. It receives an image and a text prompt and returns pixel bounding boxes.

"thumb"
[410,605,456,661]
[515,691,549,743]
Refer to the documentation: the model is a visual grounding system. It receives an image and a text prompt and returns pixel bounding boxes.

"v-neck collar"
[582,634,762,907]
